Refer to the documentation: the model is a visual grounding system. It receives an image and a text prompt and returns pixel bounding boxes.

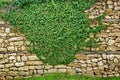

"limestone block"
[7,46,15,51]
[21,56,28,61]
[19,71,29,76]
[44,64,53,69]
[35,66,42,69]
[0,39,3,43]
[5,63,14,68]
[98,61,104,66]
[26,61,43,66]
[9,56,16,61]
[48,69,57,73]
[66,69,76,75]
[107,39,115,45]
[28,55,39,61]
[15,62,25,67]
[54,65,67,69]
[0,64,4,69]
[7,71,18,76]
[58,69,66,73]
[37,70,44,74]
[5,28,10,33]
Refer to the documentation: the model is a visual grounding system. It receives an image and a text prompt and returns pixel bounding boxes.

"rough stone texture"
[0,0,120,80]
[85,0,120,52]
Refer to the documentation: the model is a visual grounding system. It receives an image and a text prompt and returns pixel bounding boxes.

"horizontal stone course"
[0,52,120,80]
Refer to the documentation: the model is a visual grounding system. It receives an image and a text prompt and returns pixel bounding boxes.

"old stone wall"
[0,0,120,80]
[85,0,120,51]
[1,52,120,80]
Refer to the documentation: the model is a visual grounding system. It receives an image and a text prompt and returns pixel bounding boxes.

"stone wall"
[0,0,120,80]
[1,52,120,80]
[0,20,28,52]
[85,0,120,51]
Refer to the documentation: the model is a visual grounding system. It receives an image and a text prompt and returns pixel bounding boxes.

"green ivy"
[0,0,105,65]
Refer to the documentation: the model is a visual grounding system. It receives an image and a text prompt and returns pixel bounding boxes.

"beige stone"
[106,46,119,51]
[7,71,18,76]
[44,65,53,69]
[19,71,29,76]
[0,64,4,69]
[5,28,10,33]
[54,65,67,69]
[109,32,120,37]
[5,63,14,68]
[75,53,88,60]
[0,48,7,52]
[21,56,28,61]
[26,61,43,66]
[107,39,115,45]
[7,46,15,51]
[58,69,66,73]
[28,55,39,61]
[15,62,25,67]
[98,61,104,66]
[48,69,57,73]
[66,69,76,75]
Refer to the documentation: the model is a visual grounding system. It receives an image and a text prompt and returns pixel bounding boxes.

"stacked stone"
[68,52,120,77]
[0,20,28,52]
[1,52,120,80]
[85,0,120,51]
[85,0,120,20]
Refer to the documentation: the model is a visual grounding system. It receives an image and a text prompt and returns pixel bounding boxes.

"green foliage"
[0,0,105,65]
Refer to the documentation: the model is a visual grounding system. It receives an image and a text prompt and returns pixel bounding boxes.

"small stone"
[109,64,115,70]
[114,58,119,63]
[0,39,3,43]
[0,21,5,24]
[7,46,15,51]
[91,59,98,62]
[58,69,66,73]
[48,69,57,73]
[45,65,53,69]
[54,65,67,69]
[0,64,4,69]
[21,56,28,61]
[107,1,113,5]
[66,69,76,75]
[102,54,107,59]
[107,46,119,51]
[108,5,113,9]
[28,55,39,61]
[76,68,82,73]
[26,61,43,66]
[9,37,18,41]
[15,62,25,67]
[19,71,29,76]
[89,15,95,19]
[35,66,42,69]
[5,28,10,33]
[38,70,44,74]
[5,63,14,68]
[9,56,16,61]
[98,61,104,66]
[108,39,115,45]
[87,67,92,71]
[81,64,87,67]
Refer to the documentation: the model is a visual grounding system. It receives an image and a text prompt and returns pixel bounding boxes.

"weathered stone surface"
[107,39,115,45]
[21,56,28,61]
[54,65,67,69]
[26,61,43,66]
[15,62,25,67]
[66,69,76,75]
[28,55,39,61]
[0,64,4,69]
